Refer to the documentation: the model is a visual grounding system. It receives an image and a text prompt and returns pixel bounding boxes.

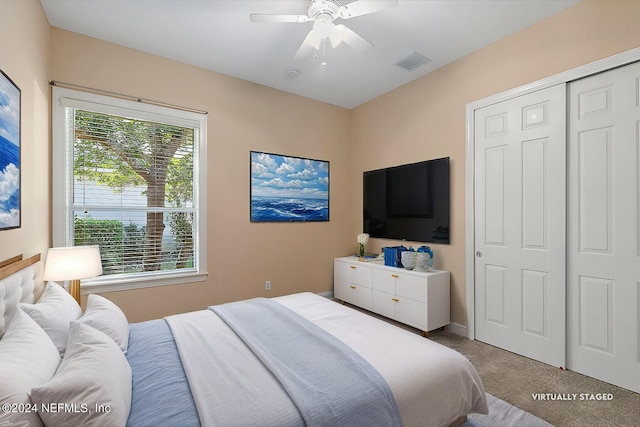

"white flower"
[357,233,369,245]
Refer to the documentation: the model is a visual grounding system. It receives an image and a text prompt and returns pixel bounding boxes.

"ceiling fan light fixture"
[313,15,332,39]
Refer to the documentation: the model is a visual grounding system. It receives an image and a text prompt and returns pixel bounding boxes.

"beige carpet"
[338,301,640,427]
[429,331,640,427]
[426,329,639,427]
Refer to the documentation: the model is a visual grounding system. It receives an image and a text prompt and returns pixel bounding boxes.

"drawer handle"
[392,298,399,302]
[350,266,356,269]
[391,274,399,278]
[350,285,356,289]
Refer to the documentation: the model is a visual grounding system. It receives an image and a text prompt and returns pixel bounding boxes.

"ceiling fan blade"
[338,0,398,19]
[306,27,325,49]
[249,14,311,23]
[293,42,314,62]
[293,29,322,61]
[328,24,343,48]
[333,24,373,52]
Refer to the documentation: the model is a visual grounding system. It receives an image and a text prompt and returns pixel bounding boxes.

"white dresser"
[333,256,450,335]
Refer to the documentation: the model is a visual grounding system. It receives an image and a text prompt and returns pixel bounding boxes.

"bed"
[0,254,488,427]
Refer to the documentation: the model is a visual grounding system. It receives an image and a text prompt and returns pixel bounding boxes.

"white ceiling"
[40,0,579,109]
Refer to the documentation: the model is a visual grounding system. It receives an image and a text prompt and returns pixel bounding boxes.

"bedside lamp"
[43,246,103,304]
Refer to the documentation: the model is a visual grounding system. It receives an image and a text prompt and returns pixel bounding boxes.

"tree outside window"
[72,110,196,275]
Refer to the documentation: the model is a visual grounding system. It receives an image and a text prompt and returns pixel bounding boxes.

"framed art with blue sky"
[0,70,20,231]
[250,151,329,222]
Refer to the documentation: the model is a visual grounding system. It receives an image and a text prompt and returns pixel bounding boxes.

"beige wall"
[49,28,352,322]
[350,0,640,326]
[0,0,50,286]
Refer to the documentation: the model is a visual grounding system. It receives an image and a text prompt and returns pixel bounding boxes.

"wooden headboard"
[0,254,24,269]
[0,254,40,280]
[0,254,41,338]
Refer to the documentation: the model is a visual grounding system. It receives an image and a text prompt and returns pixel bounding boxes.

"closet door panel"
[474,84,566,367]
[577,127,613,254]
[522,138,548,249]
[568,61,640,393]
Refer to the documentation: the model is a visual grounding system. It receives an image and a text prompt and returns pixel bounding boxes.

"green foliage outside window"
[73,110,196,275]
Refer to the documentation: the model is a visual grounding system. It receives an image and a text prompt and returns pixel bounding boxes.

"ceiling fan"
[250,0,398,61]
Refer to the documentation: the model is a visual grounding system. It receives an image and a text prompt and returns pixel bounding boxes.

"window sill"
[80,272,208,295]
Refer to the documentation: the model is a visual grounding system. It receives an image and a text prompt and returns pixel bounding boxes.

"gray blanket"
[211,298,403,427]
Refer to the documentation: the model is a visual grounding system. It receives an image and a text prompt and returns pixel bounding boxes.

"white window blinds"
[52,88,207,291]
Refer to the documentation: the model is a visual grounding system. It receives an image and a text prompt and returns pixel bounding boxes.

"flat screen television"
[363,157,450,244]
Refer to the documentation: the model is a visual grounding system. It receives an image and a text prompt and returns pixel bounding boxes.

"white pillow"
[76,294,129,352]
[30,322,132,427]
[18,282,83,355]
[0,308,61,427]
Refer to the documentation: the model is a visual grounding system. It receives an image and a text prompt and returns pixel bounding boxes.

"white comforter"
[168,292,488,427]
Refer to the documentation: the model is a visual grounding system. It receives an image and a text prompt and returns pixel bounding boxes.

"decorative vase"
[359,243,365,257]
[401,251,416,270]
[414,252,429,272]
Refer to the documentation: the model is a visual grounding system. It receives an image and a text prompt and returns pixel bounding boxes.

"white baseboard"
[447,322,467,337]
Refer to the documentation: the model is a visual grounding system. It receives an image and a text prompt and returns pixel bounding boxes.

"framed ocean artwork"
[0,70,20,231]
[250,151,329,222]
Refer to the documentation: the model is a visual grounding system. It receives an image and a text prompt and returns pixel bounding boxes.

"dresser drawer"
[395,296,427,330]
[335,279,373,310]
[372,268,427,303]
[395,273,428,303]
[372,291,427,331]
[334,260,372,288]
[372,269,397,294]
[371,289,397,319]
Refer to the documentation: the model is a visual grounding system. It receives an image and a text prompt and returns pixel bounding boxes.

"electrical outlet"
[265,280,271,291]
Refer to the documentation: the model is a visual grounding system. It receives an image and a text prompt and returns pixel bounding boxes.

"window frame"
[52,87,208,294]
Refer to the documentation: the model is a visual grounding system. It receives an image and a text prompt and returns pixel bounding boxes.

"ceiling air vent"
[395,52,431,71]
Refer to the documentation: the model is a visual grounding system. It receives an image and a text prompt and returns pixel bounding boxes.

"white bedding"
[167,309,303,426]
[170,292,487,427]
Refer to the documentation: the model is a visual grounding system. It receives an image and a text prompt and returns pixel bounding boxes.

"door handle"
[476,251,483,258]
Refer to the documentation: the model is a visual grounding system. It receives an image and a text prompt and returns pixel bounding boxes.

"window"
[52,87,207,293]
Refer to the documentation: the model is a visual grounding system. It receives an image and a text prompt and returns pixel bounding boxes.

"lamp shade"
[43,246,103,281]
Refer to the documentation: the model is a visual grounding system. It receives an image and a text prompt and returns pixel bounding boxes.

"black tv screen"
[363,157,450,244]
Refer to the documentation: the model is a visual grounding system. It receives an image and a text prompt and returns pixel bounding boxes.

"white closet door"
[568,62,640,393]
[474,84,566,367]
